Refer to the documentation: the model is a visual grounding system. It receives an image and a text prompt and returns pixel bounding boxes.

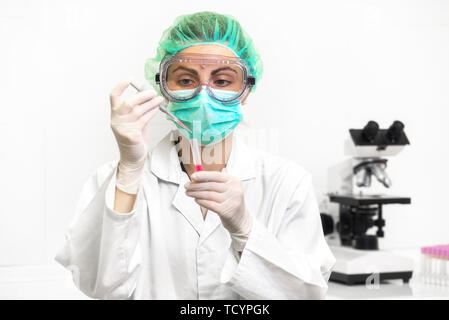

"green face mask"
[167,87,243,146]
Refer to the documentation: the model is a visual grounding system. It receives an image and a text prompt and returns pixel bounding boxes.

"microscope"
[323,121,413,285]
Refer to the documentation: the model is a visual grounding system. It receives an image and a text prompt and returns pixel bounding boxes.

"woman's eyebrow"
[171,66,198,75]
[211,67,237,75]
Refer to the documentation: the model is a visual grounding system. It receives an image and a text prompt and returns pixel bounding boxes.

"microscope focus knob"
[320,213,334,235]
[362,121,379,143]
[386,120,404,143]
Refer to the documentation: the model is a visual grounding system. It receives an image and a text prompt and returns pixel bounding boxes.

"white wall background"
[0,0,448,269]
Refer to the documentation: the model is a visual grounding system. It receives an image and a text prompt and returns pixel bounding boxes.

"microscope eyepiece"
[386,120,404,143]
[361,121,379,143]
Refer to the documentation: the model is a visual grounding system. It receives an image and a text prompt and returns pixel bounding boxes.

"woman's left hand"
[184,171,252,236]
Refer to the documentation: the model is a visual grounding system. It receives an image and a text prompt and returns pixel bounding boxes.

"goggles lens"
[160,54,251,103]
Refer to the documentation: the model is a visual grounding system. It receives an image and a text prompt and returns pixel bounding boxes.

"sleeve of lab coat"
[220,172,336,299]
[54,161,145,299]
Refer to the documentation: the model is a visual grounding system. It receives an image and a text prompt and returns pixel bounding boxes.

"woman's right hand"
[109,79,164,194]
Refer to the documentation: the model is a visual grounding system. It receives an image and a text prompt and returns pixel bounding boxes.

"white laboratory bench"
[327,279,449,300]
[326,247,449,300]
[1,247,448,299]
[0,264,90,300]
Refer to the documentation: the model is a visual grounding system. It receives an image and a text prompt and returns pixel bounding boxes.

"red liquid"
[195,165,203,172]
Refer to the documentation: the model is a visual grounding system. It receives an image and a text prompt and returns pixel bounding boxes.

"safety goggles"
[155,53,255,104]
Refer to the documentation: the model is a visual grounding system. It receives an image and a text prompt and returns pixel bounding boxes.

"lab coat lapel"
[150,131,203,235]
[198,209,222,245]
[172,177,204,236]
[198,133,257,245]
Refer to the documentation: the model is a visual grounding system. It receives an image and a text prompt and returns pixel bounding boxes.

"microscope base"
[329,245,414,285]
[330,271,413,285]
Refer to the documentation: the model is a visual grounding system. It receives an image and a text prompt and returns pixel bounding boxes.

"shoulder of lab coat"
[220,147,336,299]
[54,159,146,299]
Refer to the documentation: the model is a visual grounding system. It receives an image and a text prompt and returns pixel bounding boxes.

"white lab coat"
[55,130,336,299]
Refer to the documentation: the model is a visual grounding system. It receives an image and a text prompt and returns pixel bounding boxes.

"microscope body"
[328,157,391,197]
[329,120,409,197]
[325,121,413,284]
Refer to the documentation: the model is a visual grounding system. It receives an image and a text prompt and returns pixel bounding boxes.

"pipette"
[130,82,192,134]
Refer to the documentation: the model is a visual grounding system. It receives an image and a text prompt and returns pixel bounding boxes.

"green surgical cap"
[144,11,263,92]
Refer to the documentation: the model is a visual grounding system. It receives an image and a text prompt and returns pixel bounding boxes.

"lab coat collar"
[150,131,183,185]
[150,130,257,184]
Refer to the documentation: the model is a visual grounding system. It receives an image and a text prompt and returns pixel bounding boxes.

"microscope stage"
[329,194,411,206]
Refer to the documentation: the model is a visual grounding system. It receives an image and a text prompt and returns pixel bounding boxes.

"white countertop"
[327,279,449,300]
[1,248,448,299]
[326,246,449,299]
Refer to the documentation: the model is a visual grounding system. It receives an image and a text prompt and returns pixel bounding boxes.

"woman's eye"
[179,79,194,86]
[214,79,231,87]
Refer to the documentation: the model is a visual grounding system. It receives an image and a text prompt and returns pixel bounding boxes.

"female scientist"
[55,11,336,299]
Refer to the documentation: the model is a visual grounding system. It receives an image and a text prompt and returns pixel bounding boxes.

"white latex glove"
[109,79,163,194]
[184,171,253,252]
